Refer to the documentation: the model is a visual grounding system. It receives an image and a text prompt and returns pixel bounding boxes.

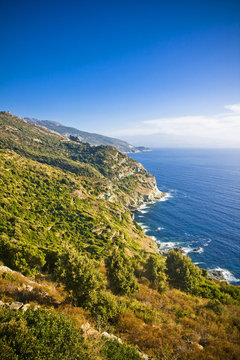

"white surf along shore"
[134,190,239,284]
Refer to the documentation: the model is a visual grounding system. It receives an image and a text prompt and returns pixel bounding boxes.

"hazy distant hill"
[24,117,150,153]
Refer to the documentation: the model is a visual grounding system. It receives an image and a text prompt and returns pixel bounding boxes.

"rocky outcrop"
[111,158,164,209]
[0,266,61,306]
[0,300,35,312]
[95,154,165,209]
[208,269,226,281]
[81,322,150,359]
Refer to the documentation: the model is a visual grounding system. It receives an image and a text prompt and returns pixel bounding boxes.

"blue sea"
[129,149,240,284]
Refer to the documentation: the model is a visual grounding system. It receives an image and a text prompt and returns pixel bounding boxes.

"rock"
[193,247,202,252]
[8,302,24,310]
[21,304,31,312]
[0,265,15,273]
[208,269,226,281]
[139,353,149,360]
[81,322,91,332]
[25,285,34,291]
[158,248,171,256]
[81,322,99,337]
[101,331,122,344]
[0,301,32,311]
[171,247,185,254]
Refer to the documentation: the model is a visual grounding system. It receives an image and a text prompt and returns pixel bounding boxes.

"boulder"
[101,331,122,344]
[8,302,24,310]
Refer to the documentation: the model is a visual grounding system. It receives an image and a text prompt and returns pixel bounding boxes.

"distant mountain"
[24,117,151,153]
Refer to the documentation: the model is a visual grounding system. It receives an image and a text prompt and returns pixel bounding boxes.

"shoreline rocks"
[207,269,227,282]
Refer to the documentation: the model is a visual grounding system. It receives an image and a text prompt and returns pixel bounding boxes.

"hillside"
[0,111,240,360]
[24,117,150,153]
[0,111,163,268]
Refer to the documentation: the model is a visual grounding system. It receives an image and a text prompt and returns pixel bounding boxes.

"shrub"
[206,299,223,315]
[89,291,124,325]
[54,245,104,307]
[1,272,14,281]
[106,248,139,296]
[0,340,18,360]
[171,305,188,320]
[101,339,142,360]
[166,250,202,294]
[0,308,93,360]
[0,235,45,276]
[145,254,167,293]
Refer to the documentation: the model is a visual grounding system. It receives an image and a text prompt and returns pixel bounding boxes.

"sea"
[129,149,240,285]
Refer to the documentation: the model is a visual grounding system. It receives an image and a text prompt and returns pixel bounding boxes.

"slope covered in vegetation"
[0,111,239,359]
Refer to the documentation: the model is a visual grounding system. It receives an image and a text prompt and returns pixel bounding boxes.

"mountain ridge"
[24,117,151,154]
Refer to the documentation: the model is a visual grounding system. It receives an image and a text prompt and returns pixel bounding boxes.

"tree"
[166,249,202,294]
[89,291,124,325]
[145,254,167,293]
[54,245,104,306]
[106,248,139,296]
[0,234,45,276]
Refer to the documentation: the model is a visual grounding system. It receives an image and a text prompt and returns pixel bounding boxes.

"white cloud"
[224,103,240,113]
[107,103,240,147]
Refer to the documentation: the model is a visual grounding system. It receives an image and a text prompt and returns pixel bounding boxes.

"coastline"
[133,192,240,285]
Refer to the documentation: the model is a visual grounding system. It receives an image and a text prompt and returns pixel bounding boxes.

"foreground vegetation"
[0,112,239,359]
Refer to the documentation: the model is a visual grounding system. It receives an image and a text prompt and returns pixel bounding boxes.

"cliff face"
[120,169,163,209]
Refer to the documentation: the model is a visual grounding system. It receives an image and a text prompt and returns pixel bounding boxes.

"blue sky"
[1,0,240,147]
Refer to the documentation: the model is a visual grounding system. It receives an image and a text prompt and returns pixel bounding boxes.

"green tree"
[0,235,45,276]
[89,291,124,325]
[166,249,202,294]
[54,245,104,306]
[145,254,167,293]
[106,248,139,296]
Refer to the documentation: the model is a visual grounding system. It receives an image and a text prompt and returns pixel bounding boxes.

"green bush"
[206,299,223,315]
[198,279,223,300]
[0,308,93,360]
[165,250,239,304]
[166,250,202,294]
[1,272,14,281]
[172,305,188,319]
[106,248,139,296]
[145,254,167,293]
[54,245,105,307]
[89,291,124,325]
[219,282,240,304]
[101,339,142,360]
[0,235,45,276]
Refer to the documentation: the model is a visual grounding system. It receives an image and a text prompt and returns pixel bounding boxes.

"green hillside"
[0,111,160,275]
[0,111,239,360]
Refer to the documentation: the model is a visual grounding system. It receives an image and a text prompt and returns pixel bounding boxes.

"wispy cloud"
[108,103,240,146]
[224,103,240,113]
